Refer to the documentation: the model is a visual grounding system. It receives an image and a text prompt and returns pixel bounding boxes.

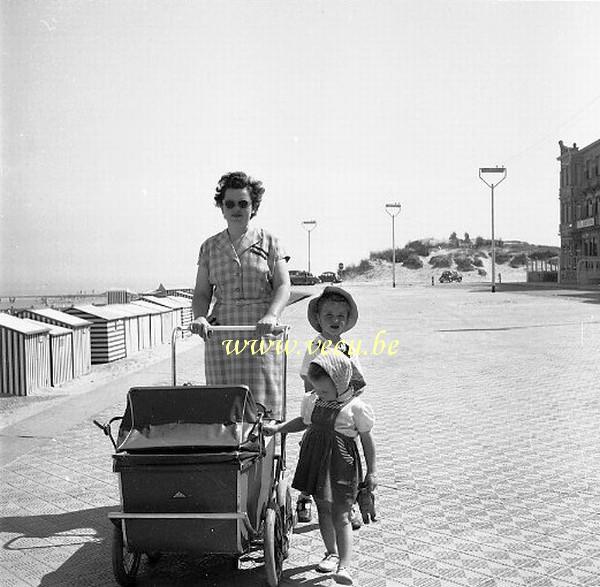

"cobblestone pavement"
[1,283,600,586]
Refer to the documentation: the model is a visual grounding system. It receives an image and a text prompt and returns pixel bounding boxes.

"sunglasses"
[223,199,251,209]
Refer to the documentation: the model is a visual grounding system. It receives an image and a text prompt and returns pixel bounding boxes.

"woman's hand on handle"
[256,313,278,337]
[190,317,212,340]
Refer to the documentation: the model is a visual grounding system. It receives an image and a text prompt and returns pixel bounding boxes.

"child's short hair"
[307,362,329,382]
[316,292,351,315]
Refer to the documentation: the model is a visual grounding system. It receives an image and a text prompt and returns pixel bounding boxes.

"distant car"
[439,270,463,283]
[289,270,320,286]
[318,271,342,284]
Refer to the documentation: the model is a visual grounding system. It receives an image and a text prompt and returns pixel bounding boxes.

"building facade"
[557,138,600,285]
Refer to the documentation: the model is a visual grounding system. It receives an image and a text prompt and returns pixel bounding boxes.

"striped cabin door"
[72,328,92,377]
[50,333,74,386]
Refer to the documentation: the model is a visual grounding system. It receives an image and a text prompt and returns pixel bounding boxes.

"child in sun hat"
[301,286,365,392]
[263,350,377,586]
[296,286,366,526]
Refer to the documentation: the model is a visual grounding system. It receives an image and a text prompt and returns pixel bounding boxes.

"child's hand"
[262,423,279,436]
[365,472,378,492]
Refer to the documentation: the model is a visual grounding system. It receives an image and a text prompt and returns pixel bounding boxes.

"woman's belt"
[215,299,271,307]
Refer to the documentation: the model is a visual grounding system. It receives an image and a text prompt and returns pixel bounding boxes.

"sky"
[2,0,600,295]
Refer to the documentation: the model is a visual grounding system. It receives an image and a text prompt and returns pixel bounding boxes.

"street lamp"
[478,167,507,293]
[385,203,402,287]
[301,220,317,274]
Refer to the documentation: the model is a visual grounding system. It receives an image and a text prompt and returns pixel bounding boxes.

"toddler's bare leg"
[315,498,337,555]
[332,501,353,569]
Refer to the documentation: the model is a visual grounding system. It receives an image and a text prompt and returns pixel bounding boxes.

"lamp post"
[478,167,507,293]
[301,220,317,274]
[385,203,402,287]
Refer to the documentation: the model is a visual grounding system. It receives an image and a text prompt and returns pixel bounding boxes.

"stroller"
[94,325,295,586]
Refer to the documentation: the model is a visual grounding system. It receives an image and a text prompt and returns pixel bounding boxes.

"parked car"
[439,270,463,283]
[318,271,342,284]
[289,270,320,285]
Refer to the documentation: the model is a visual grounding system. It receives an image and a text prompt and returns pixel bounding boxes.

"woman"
[190,171,291,418]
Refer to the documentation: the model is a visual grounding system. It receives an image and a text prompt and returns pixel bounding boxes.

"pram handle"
[207,325,288,334]
[170,324,290,386]
[93,416,122,450]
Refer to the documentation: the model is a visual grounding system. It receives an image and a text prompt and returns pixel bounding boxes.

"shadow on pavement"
[288,291,313,306]
[555,291,600,304]
[466,282,600,304]
[2,506,315,586]
[2,506,113,586]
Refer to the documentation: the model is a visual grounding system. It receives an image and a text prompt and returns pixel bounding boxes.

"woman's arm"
[359,430,377,490]
[257,258,291,335]
[263,416,308,436]
[191,264,214,339]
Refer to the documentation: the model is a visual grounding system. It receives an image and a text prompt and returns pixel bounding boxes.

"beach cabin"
[0,313,51,396]
[165,295,193,328]
[130,300,170,345]
[110,304,152,352]
[107,289,138,305]
[65,305,127,364]
[19,308,92,377]
[141,295,184,330]
[22,319,74,387]
[99,305,143,357]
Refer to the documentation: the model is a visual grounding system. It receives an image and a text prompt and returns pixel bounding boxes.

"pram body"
[96,326,294,586]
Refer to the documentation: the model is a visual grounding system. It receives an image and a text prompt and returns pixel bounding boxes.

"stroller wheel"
[112,524,141,586]
[276,479,294,558]
[264,505,284,586]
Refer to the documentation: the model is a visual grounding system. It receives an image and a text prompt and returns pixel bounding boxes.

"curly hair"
[214,171,265,218]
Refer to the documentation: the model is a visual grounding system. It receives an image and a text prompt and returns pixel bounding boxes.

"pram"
[94,325,295,586]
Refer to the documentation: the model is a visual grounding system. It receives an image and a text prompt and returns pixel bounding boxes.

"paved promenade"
[1,283,600,586]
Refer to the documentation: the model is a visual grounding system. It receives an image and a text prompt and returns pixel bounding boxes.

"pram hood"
[116,385,263,453]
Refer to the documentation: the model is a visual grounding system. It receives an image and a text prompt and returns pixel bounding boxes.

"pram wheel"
[276,477,294,559]
[264,504,284,586]
[112,524,141,586]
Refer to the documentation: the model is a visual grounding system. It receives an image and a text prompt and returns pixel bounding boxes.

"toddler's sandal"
[316,552,339,573]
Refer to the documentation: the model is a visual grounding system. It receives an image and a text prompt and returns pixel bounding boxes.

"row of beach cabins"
[0,288,194,397]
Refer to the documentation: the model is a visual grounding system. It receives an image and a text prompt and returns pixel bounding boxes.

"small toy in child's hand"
[357,482,377,523]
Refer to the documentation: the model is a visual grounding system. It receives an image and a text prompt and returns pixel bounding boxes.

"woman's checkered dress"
[197,227,289,419]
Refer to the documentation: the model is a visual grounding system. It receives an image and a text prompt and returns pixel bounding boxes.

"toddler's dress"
[292,396,372,505]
